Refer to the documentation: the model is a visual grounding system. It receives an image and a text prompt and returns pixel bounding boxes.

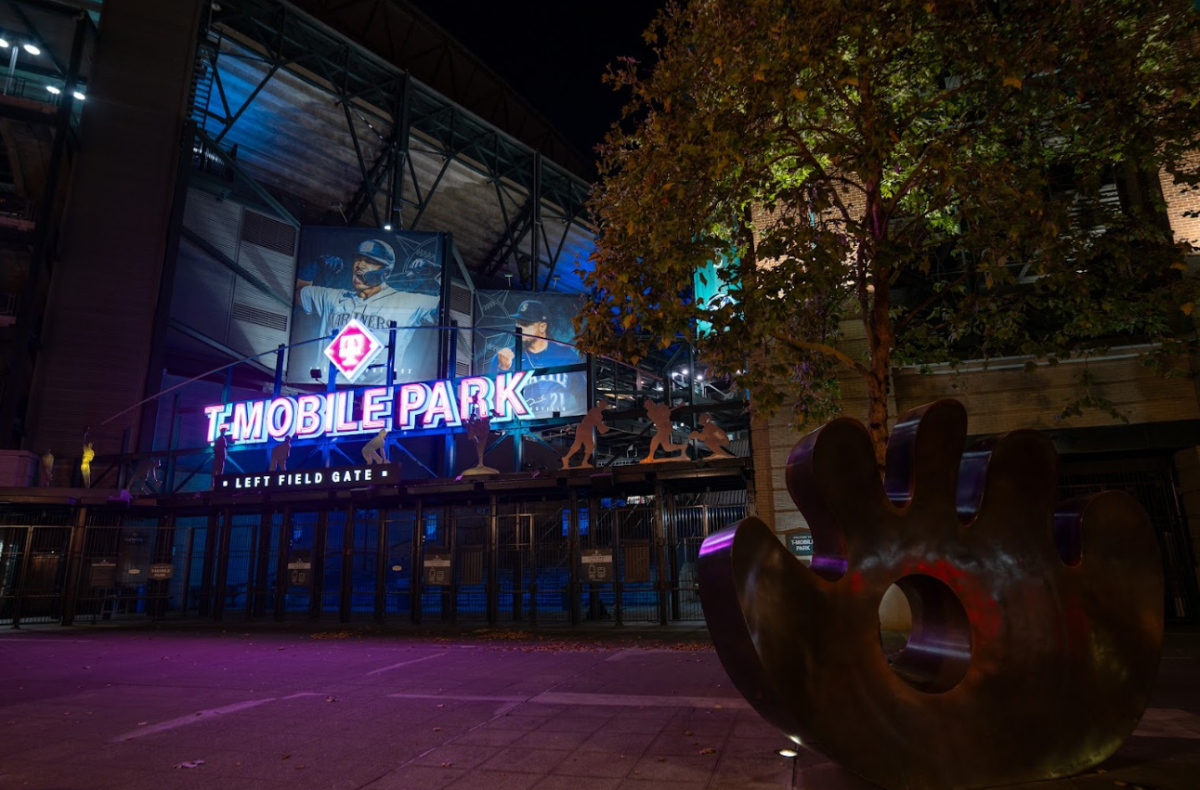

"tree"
[578,0,1200,466]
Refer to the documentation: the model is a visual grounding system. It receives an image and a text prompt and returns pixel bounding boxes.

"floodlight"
[0,39,9,48]
[383,223,392,231]
[45,85,60,95]
[22,43,39,55]
[72,91,85,101]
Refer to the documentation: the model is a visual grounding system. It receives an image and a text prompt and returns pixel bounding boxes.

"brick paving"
[0,625,1197,789]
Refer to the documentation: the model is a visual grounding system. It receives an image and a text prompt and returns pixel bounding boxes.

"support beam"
[194,125,300,227]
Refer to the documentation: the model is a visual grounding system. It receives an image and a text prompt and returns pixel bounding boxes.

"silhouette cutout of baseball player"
[269,435,292,471]
[212,425,230,480]
[362,428,388,464]
[459,410,499,476]
[643,400,687,463]
[133,458,162,494]
[80,434,95,488]
[563,401,610,469]
[689,413,733,458]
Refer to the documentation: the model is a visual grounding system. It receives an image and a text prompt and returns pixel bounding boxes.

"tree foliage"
[578,0,1200,463]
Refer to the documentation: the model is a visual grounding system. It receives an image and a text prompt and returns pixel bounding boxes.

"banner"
[474,291,587,420]
[287,228,443,386]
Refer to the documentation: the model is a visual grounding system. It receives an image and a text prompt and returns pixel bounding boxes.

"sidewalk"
[0,626,1197,789]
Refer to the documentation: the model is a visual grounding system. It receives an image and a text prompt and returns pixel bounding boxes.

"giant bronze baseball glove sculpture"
[698,400,1163,790]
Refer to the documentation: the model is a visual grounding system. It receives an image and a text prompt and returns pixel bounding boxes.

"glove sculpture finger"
[698,399,1163,790]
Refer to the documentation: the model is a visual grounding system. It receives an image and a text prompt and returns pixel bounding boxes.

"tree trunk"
[866,345,890,472]
[863,192,892,472]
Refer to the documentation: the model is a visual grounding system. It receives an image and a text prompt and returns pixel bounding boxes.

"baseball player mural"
[288,229,443,386]
[476,292,587,420]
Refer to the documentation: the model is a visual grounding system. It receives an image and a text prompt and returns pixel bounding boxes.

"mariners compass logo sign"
[324,318,383,382]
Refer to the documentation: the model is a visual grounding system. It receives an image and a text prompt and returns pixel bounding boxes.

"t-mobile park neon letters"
[203,372,532,444]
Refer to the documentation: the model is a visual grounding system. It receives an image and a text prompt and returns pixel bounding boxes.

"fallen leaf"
[441,761,454,767]
[699,747,716,755]
[433,727,442,732]
[174,759,206,769]
[325,697,337,703]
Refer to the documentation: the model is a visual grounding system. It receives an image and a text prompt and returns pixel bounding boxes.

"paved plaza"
[1,625,1198,790]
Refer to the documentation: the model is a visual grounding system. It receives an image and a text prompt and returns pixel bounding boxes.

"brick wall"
[753,342,1200,533]
[1161,150,1200,249]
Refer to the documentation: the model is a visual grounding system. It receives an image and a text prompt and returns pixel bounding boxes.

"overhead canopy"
[198,0,596,293]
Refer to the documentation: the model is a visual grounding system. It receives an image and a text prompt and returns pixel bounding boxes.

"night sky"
[406,0,663,166]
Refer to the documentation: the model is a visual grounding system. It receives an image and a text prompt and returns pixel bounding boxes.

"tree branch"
[771,333,868,376]
[893,271,971,334]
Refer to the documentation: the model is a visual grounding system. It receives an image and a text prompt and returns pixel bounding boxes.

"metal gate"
[418,506,450,621]
[1060,457,1199,624]
[0,522,71,626]
[578,502,615,622]
[1,497,753,628]
[493,504,572,624]
[383,510,415,620]
[283,511,321,619]
[669,506,706,621]
[75,514,168,623]
[615,505,659,624]
[452,506,489,622]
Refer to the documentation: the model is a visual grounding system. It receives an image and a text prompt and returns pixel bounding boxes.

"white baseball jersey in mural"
[298,285,439,384]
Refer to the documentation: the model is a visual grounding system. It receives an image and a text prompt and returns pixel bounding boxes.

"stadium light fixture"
[0,38,9,49]
[383,223,392,231]
[22,42,39,55]
[45,85,59,95]
[73,91,85,101]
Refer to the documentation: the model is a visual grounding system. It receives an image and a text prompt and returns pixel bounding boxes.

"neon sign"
[203,372,533,445]
[215,464,401,492]
[324,318,383,382]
